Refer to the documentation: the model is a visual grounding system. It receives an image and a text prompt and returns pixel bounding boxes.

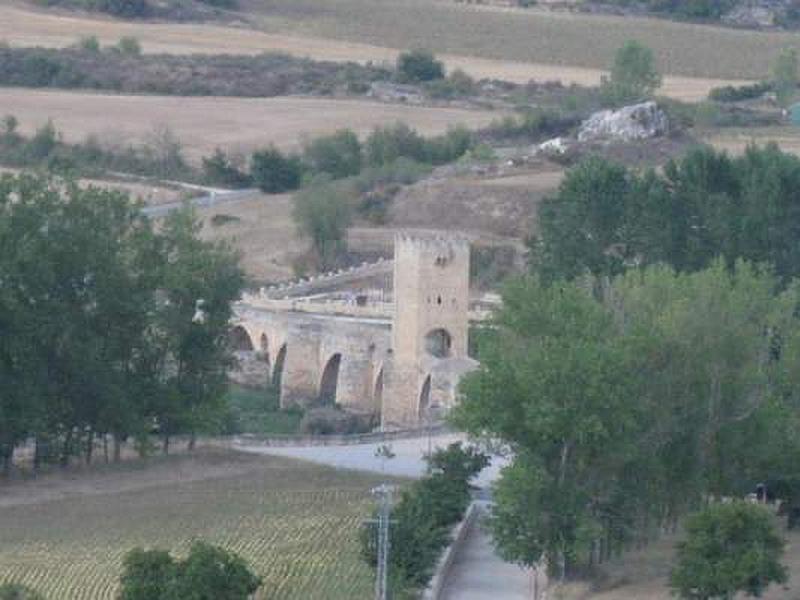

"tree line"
[454,143,800,592]
[0,173,244,474]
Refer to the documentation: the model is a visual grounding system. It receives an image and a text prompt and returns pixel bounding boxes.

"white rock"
[578,101,668,143]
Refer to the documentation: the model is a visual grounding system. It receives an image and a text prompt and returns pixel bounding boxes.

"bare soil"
[389,165,564,239]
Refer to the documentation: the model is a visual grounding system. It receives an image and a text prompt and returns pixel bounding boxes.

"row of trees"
[0,173,244,473]
[533,144,800,284]
[207,123,474,193]
[360,443,488,597]
[455,260,800,581]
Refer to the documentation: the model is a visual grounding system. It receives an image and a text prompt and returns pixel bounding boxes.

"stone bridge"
[230,231,485,429]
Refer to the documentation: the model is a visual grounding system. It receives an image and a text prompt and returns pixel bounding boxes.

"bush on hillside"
[397,49,445,83]
[303,129,363,179]
[250,146,304,193]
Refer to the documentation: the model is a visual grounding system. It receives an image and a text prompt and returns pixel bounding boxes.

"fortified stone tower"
[383,231,470,428]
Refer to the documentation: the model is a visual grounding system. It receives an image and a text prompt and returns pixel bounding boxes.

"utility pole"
[371,483,395,600]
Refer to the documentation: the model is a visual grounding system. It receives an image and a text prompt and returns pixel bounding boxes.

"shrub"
[397,49,445,83]
[250,146,304,193]
[202,148,251,188]
[670,502,788,599]
[76,35,100,53]
[425,69,476,99]
[299,407,372,435]
[427,126,473,165]
[91,0,150,17]
[116,36,142,57]
[365,122,428,167]
[120,543,261,600]
[709,82,771,102]
[302,129,362,179]
[365,122,473,167]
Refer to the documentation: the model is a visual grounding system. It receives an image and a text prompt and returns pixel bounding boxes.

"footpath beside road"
[439,502,531,600]
[234,432,531,598]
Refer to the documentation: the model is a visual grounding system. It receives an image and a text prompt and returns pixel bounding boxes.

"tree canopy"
[0,173,244,472]
[600,40,662,105]
[671,502,788,600]
[454,261,800,581]
[532,144,800,284]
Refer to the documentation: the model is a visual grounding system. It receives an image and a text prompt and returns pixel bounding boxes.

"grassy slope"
[0,450,389,600]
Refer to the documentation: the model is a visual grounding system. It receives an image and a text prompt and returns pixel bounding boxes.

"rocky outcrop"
[577,101,669,143]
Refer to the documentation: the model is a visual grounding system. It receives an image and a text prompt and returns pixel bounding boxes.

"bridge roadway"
[234,432,530,599]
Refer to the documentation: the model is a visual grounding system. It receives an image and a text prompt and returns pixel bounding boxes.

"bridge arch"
[319,353,342,406]
[272,343,287,388]
[229,325,255,352]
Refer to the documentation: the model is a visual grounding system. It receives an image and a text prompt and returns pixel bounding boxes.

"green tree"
[531,144,800,284]
[772,47,798,107]
[671,502,787,600]
[601,40,662,105]
[454,261,800,579]
[153,207,244,453]
[397,49,445,82]
[169,542,262,600]
[303,129,362,179]
[120,548,176,600]
[250,146,303,193]
[292,178,352,270]
[532,156,633,281]
[119,543,261,600]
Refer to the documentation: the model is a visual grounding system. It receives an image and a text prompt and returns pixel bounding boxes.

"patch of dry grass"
[0,88,501,162]
[701,126,800,158]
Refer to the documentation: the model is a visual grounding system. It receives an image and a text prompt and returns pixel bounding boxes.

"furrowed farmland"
[0,450,394,600]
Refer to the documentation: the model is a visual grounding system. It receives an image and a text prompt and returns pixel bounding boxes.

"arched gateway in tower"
[381,231,472,428]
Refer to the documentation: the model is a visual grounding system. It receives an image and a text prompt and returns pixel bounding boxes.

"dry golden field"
[701,126,800,158]
[0,88,502,162]
[196,191,307,283]
[0,4,749,101]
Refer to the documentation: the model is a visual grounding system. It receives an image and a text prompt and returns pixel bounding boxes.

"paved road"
[235,433,532,598]
[440,503,533,600]
[141,188,258,218]
[234,432,506,488]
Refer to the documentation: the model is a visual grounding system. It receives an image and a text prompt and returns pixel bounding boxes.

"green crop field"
[0,450,393,600]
